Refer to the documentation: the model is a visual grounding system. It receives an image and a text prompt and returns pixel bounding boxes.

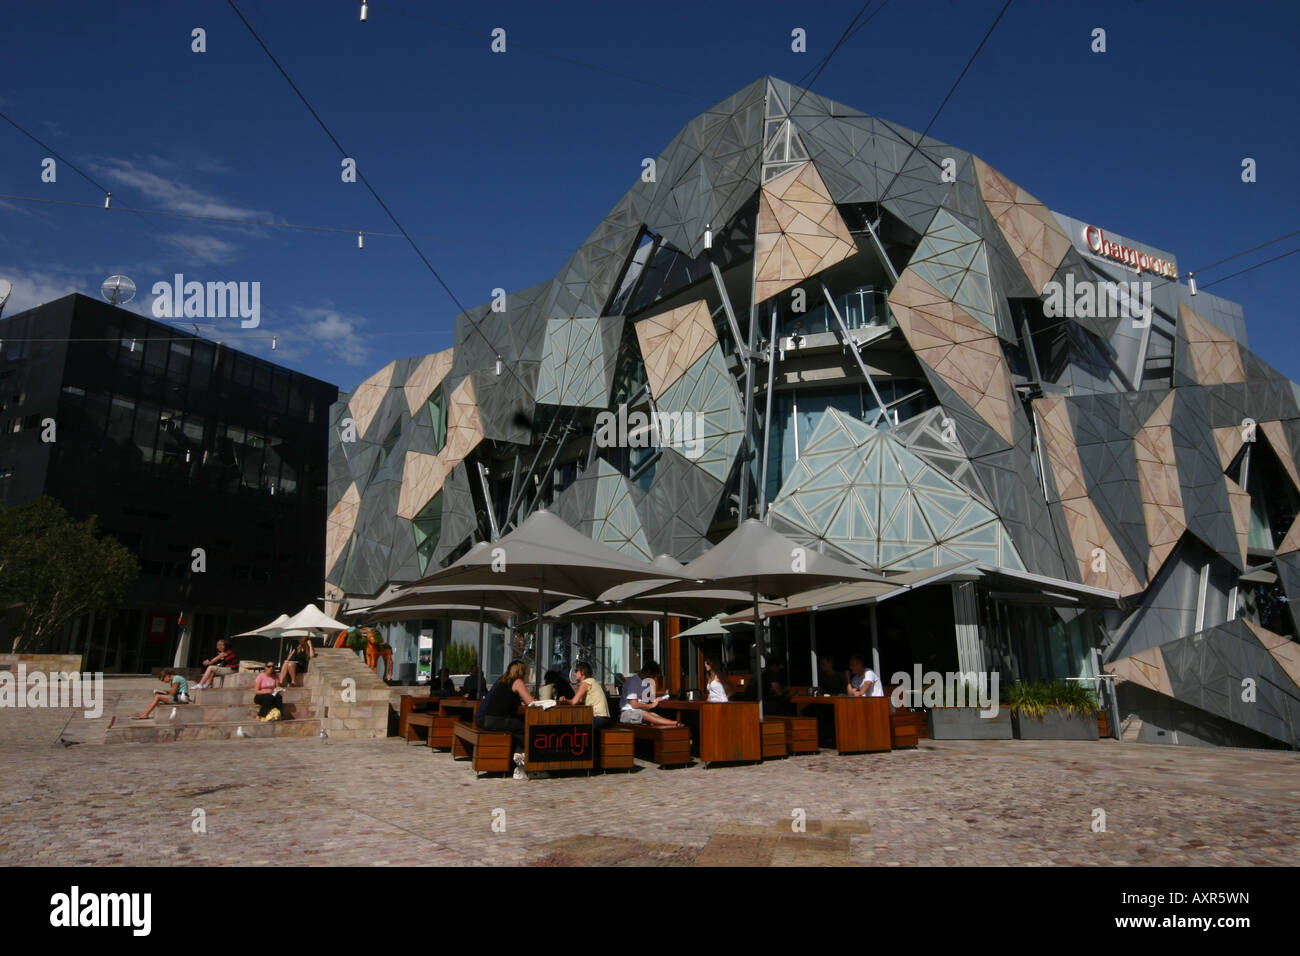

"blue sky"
[2,0,1297,390]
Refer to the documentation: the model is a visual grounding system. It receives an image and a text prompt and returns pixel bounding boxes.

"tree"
[0,497,139,653]
[445,641,476,673]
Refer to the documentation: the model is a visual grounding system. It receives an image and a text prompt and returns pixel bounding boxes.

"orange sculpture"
[331,627,393,681]
[364,628,394,682]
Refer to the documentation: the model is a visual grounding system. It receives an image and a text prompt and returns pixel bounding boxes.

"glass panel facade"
[779,284,890,337]
[763,381,934,502]
[427,387,447,452]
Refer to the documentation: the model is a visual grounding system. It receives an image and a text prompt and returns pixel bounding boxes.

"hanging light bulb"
[271,335,278,350]
[360,1,368,21]
[495,356,503,376]
[130,338,136,352]
[357,232,364,249]
[1188,272,1198,296]
[104,192,112,209]
[703,223,713,250]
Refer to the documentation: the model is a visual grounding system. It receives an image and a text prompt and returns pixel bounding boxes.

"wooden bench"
[398,693,438,739]
[890,711,926,748]
[427,713,460,750]
[771,715,818,754]
[404,711,436,744]
[597,727,635,771]
[761,718,788,759]
[451,721,512,775]
[630,723,691,767]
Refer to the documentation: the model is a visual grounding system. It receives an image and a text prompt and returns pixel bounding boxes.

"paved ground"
[2,694,1298,866]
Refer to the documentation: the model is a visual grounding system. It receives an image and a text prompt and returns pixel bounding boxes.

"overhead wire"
[385,4,710,103]
[224,0,527,389]
[1188,229,1300,276]
[877,0,1013,203]
[1199,246,1300,291]
[0,192,574,253]
[0,109,259,267]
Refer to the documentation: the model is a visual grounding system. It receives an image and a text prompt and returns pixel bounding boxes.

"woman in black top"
[479,659,534,751]
[279,637,315,688]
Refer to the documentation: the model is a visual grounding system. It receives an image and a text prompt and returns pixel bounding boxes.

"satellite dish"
[0,279,11,315]
[101,275,136,306]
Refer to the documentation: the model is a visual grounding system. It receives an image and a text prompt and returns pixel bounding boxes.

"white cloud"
[0,267,83,314]
[0,265,151,317]
[270,305,374,368]
[92,157,272,222]
[161,233,243,266]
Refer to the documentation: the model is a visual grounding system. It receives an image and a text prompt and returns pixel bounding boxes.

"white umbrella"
[232,613,293,638]
[279,605,349,632]
[269,605,349,665]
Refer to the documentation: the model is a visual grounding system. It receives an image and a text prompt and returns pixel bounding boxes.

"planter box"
[1012,709,1100,740]
[926,707,1013,740]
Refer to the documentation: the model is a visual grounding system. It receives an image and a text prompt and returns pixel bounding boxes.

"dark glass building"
[0,293,338,671]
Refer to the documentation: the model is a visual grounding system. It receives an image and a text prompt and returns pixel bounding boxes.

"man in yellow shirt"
[561,660,611,729]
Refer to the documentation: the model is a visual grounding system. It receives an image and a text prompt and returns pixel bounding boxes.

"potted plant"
[1007,681,1099,740]
[922,679,1014,740]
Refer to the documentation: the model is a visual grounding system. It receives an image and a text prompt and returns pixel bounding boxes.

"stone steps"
[107,718,322,743]
[150,701,312,724]
[189,687,312,707]
[95,649,389,744]
[309,648,392,740]
[195,673,264,691]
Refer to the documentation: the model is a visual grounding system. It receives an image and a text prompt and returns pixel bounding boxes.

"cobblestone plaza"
[3,689,1296,867]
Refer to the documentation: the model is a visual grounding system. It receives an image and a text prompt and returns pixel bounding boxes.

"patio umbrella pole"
[810,613,817,691]
[476,601,485,701]
[536,581,544,696]
[661,607,669,691]
[752,581,764,719]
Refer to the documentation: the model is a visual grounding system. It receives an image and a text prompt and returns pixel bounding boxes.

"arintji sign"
[527,724,594,762]
[1082,224,1179,279]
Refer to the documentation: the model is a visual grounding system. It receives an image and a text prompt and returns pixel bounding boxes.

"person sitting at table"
[560,661,610,729]
[460,665,484,699]
[539,668,574,701]
[845,654,884,697]
[479,659,535,758]
[703,657,729,702]
[433,667,457,696]
[620,661,682,728]
[817,656,847,695]
[762,660,793,714]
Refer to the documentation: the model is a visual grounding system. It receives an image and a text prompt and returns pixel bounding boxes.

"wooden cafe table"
[654,698,761,766]
[398,693,439,740]
[523,704,595,773]
[790,694,891,754]
[438,698,478,722]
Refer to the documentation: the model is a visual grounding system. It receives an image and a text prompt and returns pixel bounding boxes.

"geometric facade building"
[329,78,1300,748]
